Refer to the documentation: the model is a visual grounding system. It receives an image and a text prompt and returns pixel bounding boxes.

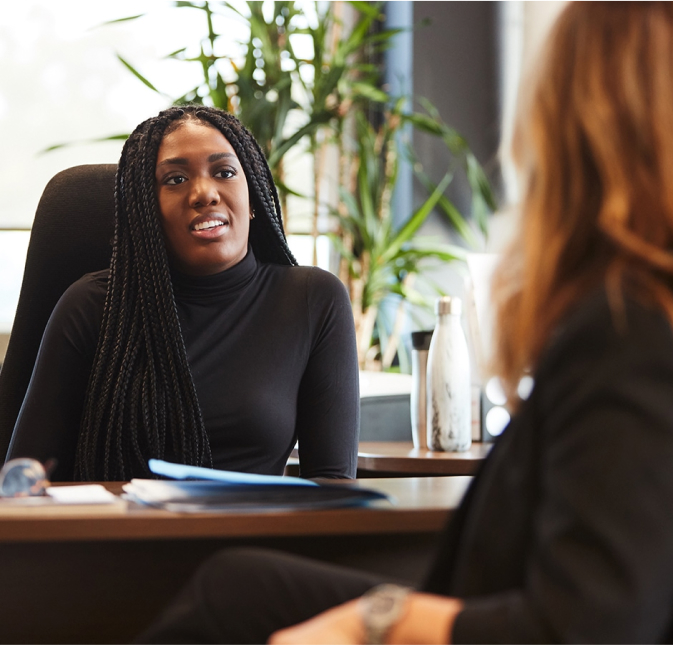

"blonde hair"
[492,2,673,405]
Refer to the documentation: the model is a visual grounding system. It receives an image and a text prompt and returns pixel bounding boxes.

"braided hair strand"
[75,106,297,480]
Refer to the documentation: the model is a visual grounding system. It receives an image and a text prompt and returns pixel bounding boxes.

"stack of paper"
[0,484,127,515]
[122,460,391,513]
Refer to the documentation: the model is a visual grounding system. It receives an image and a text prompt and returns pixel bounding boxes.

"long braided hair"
[75,106,297,481]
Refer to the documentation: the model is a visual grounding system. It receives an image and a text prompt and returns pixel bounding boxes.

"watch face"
[370,593,397,616]
[361,584,411,644]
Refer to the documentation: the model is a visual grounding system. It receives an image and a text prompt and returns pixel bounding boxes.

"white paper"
[46,484,119,505]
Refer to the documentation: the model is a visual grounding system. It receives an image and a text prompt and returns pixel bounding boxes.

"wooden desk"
[0,477,470,644]
[287,442,491,478]
[356,441,492,477]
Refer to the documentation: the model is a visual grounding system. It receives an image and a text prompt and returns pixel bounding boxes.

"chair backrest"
[0,164,116,460]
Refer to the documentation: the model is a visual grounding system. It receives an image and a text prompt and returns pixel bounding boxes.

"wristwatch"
[359,583,412,644]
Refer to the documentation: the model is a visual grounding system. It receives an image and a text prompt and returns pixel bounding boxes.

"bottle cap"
[411,330,433,351]
[436,296,462,316]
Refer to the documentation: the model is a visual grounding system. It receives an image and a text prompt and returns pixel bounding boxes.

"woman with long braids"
[138,3,673,643]
[7,106,359,481]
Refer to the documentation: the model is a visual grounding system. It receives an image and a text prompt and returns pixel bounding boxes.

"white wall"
[490,0,567,251]
[0,1,324,343]
[523,1,567,68]
[0,1,255,229]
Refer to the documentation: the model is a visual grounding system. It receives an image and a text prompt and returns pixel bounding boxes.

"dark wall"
[410,2,501,240]
[380,1,504,343]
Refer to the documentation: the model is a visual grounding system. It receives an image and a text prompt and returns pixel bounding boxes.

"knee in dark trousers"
[136,547,386,644]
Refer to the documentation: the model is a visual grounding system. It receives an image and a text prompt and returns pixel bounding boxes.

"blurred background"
[0,1,565,368]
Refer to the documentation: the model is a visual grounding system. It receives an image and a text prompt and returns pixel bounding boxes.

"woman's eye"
[215,169,235,179]
[165,176,186,186]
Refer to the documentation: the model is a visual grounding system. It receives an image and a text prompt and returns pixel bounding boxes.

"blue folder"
[148,459,318,487]
[125,459,391,512]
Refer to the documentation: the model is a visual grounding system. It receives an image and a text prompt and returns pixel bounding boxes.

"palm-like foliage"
[333,101,494,369]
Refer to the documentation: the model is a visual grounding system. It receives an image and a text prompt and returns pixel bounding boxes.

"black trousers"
[135,548,391,644]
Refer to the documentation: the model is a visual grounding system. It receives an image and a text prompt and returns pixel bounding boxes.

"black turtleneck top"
[7,250,359,481]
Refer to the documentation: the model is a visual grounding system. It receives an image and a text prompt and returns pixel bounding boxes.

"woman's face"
[154,121,251,276]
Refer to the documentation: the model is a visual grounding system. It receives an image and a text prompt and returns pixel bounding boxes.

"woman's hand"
[269,598,365,644]
[268,592,463,644]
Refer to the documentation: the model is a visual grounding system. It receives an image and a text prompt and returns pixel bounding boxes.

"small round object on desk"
[0,458,48,497]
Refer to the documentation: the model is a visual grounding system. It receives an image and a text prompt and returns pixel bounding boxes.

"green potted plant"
[332,98,495,370]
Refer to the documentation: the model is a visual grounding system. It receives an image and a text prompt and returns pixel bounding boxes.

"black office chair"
[0,164,117,460]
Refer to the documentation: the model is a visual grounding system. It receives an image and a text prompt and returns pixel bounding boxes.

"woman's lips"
[190,218,230,239]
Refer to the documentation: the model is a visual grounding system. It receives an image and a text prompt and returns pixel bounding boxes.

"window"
[0,231,30,334]
[0,1,330,343]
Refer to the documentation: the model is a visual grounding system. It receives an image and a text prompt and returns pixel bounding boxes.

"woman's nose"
[189,177,220,208]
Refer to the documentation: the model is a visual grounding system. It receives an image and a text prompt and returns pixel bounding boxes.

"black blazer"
[423,290,673,643]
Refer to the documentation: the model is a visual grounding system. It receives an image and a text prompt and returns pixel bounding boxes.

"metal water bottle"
[426,296,471,452]
[410,330,433,450]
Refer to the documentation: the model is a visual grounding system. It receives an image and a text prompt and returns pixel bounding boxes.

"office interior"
[0,2,568,643]
[0,1,564,361]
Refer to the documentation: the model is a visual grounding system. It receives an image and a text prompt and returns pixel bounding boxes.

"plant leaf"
[95,14,145,27]
[413,166,479,248]
[117,54,163,94]
[347,1,382,19]
[40,133,130,154]
[381,172,452,264]
[173,1,206,8]
[165,47,187,59]
[267,111,332,168]
[465,151,497,233]
[350,82,389,103]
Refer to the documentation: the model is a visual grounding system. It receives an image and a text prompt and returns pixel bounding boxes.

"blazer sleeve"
[6,275,104,481]
[453,297,673,643]
[294,268,359,479]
